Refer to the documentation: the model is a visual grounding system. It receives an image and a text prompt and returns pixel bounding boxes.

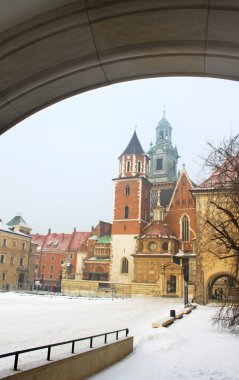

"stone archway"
[206,272,239,303]
[1,1,239,133]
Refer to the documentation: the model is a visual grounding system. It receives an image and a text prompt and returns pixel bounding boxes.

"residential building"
[0,219,32,289]
[32,229,90,289]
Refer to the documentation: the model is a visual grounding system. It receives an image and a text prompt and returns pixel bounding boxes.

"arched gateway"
[1,1,239,133]
[206,273,239,303]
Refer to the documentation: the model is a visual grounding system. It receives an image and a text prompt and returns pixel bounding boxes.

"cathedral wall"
[165,208,196,251]
[113,180,140,221]
[110,234,137,283]
[164,172,196,251]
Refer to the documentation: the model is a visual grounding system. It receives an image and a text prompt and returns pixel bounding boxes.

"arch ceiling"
[1,0,239,134]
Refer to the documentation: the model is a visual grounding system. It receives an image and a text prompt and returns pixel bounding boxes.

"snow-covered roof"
[0,221,30,237]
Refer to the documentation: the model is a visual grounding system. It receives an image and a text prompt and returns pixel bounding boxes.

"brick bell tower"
[110,130,152,283]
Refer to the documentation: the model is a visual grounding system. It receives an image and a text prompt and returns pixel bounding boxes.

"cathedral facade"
[62,113,197,298]
[109,113,196,297]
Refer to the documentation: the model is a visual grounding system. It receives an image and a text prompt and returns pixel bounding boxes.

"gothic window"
[122,258,129,273]
[124,206,129,219]
[181,215,189,241]
[137,161,141,172]
[125,185,130,196]
[156,159,163,170]
[126,161,131,172]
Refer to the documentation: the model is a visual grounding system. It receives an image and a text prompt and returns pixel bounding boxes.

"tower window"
[122,258,129,273]
[125,185,130,196]
[137,161,141,172]
[182,215,189,241]
[156,159,163,170]
[124,206,129,219]
[160,131,164,139]
[126,161,131,172]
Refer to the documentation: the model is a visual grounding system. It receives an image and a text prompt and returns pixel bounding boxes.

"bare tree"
[202,134,239,331]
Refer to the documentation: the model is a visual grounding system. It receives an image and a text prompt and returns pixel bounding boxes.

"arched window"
[181,215,189,241]
[125,185,130,196]
[124,206,129,219]
[122,258,129,273]
[126,161,131,172]
[137,161,141,172]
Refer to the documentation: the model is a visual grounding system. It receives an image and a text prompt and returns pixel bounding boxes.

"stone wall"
[61,279,183,298]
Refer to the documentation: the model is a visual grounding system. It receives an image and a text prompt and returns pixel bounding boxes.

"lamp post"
[184,281,189,306]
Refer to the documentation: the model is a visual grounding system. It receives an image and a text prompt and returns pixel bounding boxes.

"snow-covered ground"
[0,292,238,379]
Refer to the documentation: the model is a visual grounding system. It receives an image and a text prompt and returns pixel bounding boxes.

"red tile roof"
[199,156,239,189]
[31,230,91,251]
[31,234,47,248]
[70,231,91,250]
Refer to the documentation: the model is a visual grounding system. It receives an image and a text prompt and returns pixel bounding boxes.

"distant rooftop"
[7,214,31,229]
[97,235,111,244]
[0,221,30,237]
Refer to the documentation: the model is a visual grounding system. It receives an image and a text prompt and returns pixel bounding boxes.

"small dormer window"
[47,241,52,248]
[53,241,59,248]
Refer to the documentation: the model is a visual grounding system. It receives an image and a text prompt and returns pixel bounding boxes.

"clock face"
[149,242,157,251]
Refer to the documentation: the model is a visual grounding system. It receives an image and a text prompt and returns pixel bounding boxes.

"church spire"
[148,111,179,184]
[163,105,166,118]
[119,130,144,157]
[118,130,150,179]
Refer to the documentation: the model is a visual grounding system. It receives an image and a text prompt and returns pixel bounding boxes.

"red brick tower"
[110,131,152,283]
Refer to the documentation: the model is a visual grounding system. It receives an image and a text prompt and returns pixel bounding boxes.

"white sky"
[0,77,238,234]
[0,293,238,380]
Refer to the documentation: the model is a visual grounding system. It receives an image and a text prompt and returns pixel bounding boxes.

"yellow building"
[192,177,239,304]
[0,217,32,289]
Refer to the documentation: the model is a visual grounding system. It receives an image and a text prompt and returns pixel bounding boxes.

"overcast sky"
[0,77,238,234]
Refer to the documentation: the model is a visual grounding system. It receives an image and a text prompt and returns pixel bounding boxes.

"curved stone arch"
[2,1,239,133]
[205,271,239,303]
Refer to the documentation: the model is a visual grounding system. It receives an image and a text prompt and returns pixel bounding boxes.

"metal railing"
[0,328,129,371]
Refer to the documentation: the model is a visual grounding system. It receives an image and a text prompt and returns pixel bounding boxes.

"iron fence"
[0,328,129,371]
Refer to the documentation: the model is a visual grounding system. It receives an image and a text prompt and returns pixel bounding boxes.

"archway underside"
[1,0,239,134]
[207,273,239,302]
